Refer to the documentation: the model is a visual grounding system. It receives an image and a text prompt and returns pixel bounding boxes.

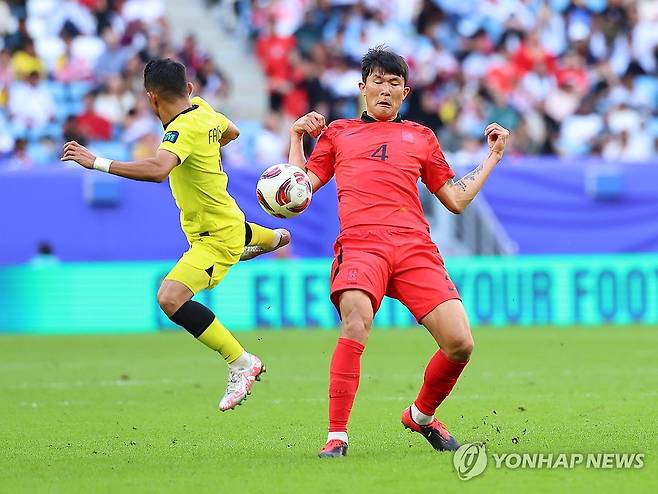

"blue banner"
[1,254,656,333]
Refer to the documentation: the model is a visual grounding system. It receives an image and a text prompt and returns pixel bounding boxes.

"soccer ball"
[256,164,313,218]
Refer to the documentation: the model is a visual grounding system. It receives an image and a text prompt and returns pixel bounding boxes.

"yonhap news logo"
[453,443,645,481]
[453,443,488,480]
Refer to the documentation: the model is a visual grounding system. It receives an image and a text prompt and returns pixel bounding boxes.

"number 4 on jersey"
[371,144,388,161]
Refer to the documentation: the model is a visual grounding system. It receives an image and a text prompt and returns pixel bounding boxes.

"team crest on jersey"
[402,131,414,143]
[163,131,179,143]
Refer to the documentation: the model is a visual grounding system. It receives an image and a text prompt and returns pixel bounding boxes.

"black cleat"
[401,407,460,451]
[318,439,348,458]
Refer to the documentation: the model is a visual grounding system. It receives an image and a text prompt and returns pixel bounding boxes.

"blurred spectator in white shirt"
[254,111,287,168]
[8,71,56,133]
[558,100,605,156]
[195,56,231,108]
[94,75,136,125]
[122,98,159,145]
[0,110,15,155]
[602,128,655,162]
[51,0,97,37]
[6,138,32,169]
[607,102,642,135]
[95,27,133,80]
[632,3,658,74]
[544,80,582,124]
[0,1,17,38]
[122,0,165,26]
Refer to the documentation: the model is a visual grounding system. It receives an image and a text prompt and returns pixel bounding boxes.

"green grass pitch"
[1,327,656,493]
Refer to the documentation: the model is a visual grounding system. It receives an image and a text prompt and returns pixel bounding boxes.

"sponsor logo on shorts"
[347,269,358,283]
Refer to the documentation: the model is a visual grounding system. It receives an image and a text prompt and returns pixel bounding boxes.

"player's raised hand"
[61,141,96,169]
[484,123,510,155]
[291,112,327,139]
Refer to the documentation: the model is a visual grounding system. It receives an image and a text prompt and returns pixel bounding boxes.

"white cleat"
[218,354,265,411]
[240,229,291,261]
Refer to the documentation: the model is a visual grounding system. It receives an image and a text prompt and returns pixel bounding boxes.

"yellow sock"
[197,318,244,363]
[247,222,277,248]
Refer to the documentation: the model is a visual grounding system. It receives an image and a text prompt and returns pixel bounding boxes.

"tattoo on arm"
[454,163,483,190]
[449,178,467,192]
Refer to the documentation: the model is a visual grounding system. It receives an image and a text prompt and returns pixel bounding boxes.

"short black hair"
[144,58,188,99]
[361,46,409,84]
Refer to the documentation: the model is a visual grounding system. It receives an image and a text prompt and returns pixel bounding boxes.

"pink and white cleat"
[219,354,265,411]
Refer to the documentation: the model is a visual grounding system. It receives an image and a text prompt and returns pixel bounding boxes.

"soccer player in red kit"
[288,47,510,458]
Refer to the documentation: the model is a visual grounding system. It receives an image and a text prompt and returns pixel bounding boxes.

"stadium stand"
[0,0,231,168]
[244,0,658,165]
[0,0,656,169]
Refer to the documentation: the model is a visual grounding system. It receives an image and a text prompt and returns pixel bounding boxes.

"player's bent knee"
[157,291,183,318]
[157,280,194,318]
[342,313,372,342]
[445,334,474,362]
[339,296,373,344]
[342,305,373,343]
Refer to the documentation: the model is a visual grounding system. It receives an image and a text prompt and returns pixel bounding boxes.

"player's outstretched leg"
[319,291,372,458]
[401,300,472,451]
[158,280,265,411]
[240,222,290,260]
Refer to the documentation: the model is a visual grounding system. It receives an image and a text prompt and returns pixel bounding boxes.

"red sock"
[414,349,468,416]
[328,337,365,432]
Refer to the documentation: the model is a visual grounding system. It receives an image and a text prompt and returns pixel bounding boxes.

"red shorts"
[329,228,460,322]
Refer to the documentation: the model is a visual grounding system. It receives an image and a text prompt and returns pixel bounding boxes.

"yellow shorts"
[165,231,244,294]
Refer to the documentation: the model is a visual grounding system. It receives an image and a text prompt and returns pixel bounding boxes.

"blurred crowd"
[247,0,658,165]
[1,0,657,171]
[0,0,230,169]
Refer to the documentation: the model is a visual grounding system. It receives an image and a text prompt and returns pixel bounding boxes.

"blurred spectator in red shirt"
[556,50,590,94]
[255,16,296,112]
[512,31,558,78]
[75,91,113,141]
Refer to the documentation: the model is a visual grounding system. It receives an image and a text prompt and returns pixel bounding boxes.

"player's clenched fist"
[484,123,510,155]
[291,111,327,139]
[61,141,96,169]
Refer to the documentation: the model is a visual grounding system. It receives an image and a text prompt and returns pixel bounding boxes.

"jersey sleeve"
[305,128,336,184]
[191,96,230,134]
[215,111,230,134]
[421,131,455,193]
[159,121,194,164]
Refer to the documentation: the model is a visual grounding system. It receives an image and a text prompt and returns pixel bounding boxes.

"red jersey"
[306,113,454,233]
[75,112,112,141]
[254,35,296,82]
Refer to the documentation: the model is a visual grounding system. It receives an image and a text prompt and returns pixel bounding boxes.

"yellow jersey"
[159,96,245,243]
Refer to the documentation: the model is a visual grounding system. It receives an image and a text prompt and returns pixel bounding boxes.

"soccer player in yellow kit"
[62,59,289,410]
